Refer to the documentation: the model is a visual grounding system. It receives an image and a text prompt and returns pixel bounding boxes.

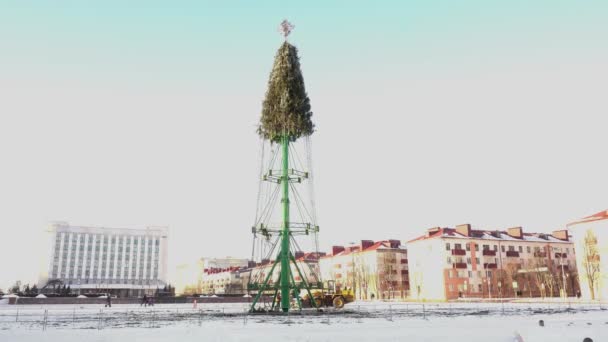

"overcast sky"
[1,0,607,290]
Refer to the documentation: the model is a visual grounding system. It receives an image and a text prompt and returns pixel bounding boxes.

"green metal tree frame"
[248,135,322,312]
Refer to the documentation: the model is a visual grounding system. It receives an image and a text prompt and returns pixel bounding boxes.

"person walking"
[141,294,148,307]
[105,295,112,308]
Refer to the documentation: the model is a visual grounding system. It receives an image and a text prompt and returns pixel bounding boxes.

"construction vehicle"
[303,280,355,309]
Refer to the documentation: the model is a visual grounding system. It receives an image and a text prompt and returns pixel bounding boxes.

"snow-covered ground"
[0,301,606,341]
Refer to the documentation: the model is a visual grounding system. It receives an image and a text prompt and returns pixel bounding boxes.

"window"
[446,243,451,251]
[527,246,531,253]
[475,258,480,264]
[501,246,505,252]
[467,257,471,264]
[508,246,515,251]
[474,244,479,250]
[518,246,523,253]
[466,244,470,251]
[455,243,462,250]
[478,284,482,292]
[493,245,498,251]
[449,284,454,291]
[468,271,473,278]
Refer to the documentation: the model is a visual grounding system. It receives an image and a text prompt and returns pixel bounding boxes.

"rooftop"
[408,227,570,244]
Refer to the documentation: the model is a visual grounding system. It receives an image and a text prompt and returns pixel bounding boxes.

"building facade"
[567,209,608,301]
[407,224,577,301]
[41,222,169,297]
[200,257,251,295]
[319,240,409,300]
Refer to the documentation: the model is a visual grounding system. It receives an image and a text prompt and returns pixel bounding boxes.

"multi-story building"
[319,240,409,300]
[200,257,251,295]
[41,221,169,297]
[247,252,325,294]
[407,224,577,301]
[567,209,608,301]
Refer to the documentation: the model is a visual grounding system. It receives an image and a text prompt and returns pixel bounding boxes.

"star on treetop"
[278,20,294,40]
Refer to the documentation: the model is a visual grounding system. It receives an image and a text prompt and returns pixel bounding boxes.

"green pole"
[280,134,291,312]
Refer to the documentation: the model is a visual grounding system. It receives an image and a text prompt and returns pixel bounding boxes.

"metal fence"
[1,301,606,331]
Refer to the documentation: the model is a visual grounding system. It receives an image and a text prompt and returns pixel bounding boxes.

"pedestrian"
[105,295,112,308]
[141,294,148,307]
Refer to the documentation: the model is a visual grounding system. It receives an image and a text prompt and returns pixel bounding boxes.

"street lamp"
[559,247,567,300]
[497,281,502,299]
[487,278,492,300]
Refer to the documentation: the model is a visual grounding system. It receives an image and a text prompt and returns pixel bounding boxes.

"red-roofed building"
[407,224,577,301]
[567,209,608,301]
[319,240,408,300]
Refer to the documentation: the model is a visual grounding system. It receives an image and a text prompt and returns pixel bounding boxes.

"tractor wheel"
[332,296,345,309]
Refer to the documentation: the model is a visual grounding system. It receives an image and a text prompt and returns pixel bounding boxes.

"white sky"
[1,3,607,290]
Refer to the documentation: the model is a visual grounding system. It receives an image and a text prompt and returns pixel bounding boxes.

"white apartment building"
[567,209,608,301]
[319,240,409,300]
[41,222,169,297]
[200,257,251,295]
[407,224,576,301]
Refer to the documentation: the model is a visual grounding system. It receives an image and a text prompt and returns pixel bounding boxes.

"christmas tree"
[258,41,314,142]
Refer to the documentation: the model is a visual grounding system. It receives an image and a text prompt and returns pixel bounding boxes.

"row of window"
[446,242,570,255]
[448,270,493,279]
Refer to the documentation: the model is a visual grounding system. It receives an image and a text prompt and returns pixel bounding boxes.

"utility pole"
[560,247,567,299]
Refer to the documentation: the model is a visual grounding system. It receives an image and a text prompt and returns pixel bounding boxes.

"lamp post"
[487,278,492,300]
[559,247,567,300]
[498,281,502,300]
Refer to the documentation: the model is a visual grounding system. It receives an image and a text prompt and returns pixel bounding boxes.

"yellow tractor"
[304,280,355,309]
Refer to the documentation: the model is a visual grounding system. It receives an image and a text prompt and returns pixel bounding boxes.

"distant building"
[407,224,577,301]
[201,257,250,271]
[41,221,169,297]
[319,240,409,300]
[247,252,325,294]
[200,257,251,295]
[175,260,204,295]
[567,209,608,301]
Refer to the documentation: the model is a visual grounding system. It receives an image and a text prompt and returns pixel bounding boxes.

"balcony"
[555,253,567,258]
[482,250,496,256]
[506,251,520,257]
[452,262,467,269]
[451,249,466,256]
[534,252,547,258]
[483,263,497,269]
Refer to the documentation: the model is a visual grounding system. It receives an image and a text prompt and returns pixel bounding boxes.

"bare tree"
[503,263,520,297]
[379,252,397,299]
[528,255,549,298]
[582,229,601,300]
[542,267,558,297]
